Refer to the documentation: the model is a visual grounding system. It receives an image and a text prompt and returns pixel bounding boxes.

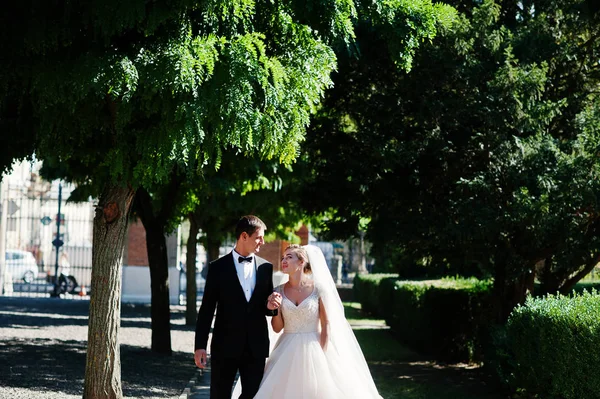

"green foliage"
[389,278,494,362]
[299,0,456,243]
[1,0,356,192]
[353,273,399,314]
[355,275,495,362]
[302,0,600,303]
[0,0,454,252]
[180,150,312,247]
[356,0,457,70]
[503,291,600,398]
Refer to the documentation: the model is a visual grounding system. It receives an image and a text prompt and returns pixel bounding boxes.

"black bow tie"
[238,256,253,264]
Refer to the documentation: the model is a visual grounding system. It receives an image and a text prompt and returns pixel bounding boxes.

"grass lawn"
[345,302,506,399]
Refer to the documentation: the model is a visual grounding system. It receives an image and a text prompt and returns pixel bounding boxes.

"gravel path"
[0,296,197,399]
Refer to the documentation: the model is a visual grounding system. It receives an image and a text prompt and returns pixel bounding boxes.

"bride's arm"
[270,285,284,333]
[271,308,284,333]
[319,298,329,351]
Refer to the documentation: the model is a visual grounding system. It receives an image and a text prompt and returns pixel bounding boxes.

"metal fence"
[2,180,94,299]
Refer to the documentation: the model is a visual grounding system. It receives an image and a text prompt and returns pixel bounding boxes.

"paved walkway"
[180,368,211,399]
[182,318,280,398]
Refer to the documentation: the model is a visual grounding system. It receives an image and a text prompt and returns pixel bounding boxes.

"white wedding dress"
[253,285,343,398]
[233,245,382,399]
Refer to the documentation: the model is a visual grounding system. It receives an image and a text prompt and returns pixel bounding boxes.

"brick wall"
[259,225,310,272]
[126,220,148,266]
[296,225,309,245]
[259,241,283,271]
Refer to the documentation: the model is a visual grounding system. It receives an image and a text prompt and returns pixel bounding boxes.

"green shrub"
[353,275,494,362]
[387,277,494,362]
[504,290,600,398]
[353,273,398,316]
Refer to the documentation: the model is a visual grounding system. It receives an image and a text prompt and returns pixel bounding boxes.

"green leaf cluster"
[301,0,600,295]
[1,0,352,190]
[354,274,494,362]
[504,290,600,398]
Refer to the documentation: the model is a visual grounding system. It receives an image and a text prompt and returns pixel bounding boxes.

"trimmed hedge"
[504,291,600,399]
[388,278,494,362]
[353,273,398,316]
[354,274,494,362]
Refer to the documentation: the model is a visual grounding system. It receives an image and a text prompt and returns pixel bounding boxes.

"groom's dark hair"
[235,215,267,239]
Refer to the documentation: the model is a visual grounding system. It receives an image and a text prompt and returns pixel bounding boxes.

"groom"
[194,215,282,399]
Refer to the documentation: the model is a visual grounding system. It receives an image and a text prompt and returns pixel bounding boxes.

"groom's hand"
[267,292,282,310]
[194,349,207,369]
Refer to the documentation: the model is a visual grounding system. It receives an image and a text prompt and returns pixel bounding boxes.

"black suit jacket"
[195,252,276,359]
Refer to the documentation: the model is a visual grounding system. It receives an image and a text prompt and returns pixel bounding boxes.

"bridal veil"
[304,244,382,398]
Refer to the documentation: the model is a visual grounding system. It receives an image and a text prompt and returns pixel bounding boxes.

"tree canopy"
[3,1,357,184]
[301,0,600,319]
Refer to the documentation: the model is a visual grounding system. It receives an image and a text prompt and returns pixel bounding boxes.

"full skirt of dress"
[250,329,381,399]
[253,331,343,398]
[232,280,381,399]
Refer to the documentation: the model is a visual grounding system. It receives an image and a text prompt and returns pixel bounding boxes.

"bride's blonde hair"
[285,244,312,274]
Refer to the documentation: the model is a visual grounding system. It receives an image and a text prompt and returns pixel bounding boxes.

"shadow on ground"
[0,297,195,398]
[0,297,194,331]
[0,338,191,398]
[0,338,86,395]
[354,329,507,399]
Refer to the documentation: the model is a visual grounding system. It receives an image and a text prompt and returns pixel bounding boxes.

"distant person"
[194,215,281,399]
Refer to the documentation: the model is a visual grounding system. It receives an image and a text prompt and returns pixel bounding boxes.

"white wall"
[121,265,181,304]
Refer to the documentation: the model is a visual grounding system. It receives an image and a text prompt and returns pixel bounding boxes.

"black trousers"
[210,348,266,399]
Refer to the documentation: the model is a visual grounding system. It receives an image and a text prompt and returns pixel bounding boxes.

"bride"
[235,244,382,398]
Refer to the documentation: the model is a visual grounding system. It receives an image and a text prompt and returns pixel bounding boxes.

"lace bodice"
[279,285,320,334]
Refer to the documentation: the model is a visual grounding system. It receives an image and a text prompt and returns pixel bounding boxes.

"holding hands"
[267,291,282,311]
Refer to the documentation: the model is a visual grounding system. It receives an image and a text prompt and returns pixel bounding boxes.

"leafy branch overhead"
[2,0,360,189]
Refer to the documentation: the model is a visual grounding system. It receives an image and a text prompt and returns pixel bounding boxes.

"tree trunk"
[186,214,199,326]
[84,183,135,399]
[493,261,535,323]
[136,188,172,355]
[206,234,221,264]
[538,258,562,295]
[145,220,172,354]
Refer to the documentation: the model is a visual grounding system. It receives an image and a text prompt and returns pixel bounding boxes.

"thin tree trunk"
[146,221,172,354]
[136,188,172,355]
[206,234,220,264]
[196,218,222,281]
[84,183,135,399]
[186,214,199,326]
[538,258,562,295]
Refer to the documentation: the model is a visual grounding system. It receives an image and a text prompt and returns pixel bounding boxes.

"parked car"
[5,249,39,283]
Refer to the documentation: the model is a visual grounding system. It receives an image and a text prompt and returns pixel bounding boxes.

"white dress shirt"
[232,249,256,302]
